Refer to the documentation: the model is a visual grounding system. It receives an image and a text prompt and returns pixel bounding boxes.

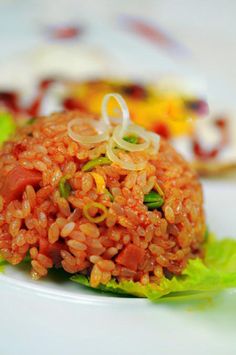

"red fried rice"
[0,109,205,287]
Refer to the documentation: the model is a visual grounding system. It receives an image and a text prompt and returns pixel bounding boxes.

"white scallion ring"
[106,138,147,171]
[147,132,161,155]
[112,124,151,152]
[68,118,109,145]
[101,93,130,133]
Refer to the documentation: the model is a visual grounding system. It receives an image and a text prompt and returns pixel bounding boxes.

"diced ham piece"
[116,244,145,271]
[0,166,41,204]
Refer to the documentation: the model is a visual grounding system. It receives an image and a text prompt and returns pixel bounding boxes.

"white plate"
[0,180,236,355]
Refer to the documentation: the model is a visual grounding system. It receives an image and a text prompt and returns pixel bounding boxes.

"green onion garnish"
[59,176,72,199]
[144,190,164,210]
[104,188,114,202]
[123,135,139,144]
[144,191,163,203]
[82,156,111,172]
[145,201,163,210]
[27,117,36,125]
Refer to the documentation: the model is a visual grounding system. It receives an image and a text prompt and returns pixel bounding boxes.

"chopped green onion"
[59,176,72,199]
[82,156,111,172]
[104,188,114,202]
[27,117,36,125]
[144,190,163,203]
[83,202,108,223]
[145,201,164,210]
[144,190,164,210]
[123,135,139,144]
[21,254,31,264]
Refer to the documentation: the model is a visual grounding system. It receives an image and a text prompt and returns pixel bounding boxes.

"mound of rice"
[0,110,205,286]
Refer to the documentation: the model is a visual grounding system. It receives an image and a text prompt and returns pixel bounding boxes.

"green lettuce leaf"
[0,256,8,272]
[71,274,132,296]
[0,254,31,273]
[0,112,16,143]
[71,237,236,302]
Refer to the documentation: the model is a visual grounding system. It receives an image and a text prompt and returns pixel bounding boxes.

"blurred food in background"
[0,77,235,176]
[62,79,208,136]
[0,76,207,138]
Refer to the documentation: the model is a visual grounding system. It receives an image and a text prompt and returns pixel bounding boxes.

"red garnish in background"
[123,17,172,47]
[26,95,43,117]
[193,142,219,160]
[0,77,89,119]
[120,15,188,55]
[192,116,229,160]
[153,122,171,139]
[48,26,81,40]
[39,78,55,90]
[0,92,21,114]
[122,84,147,99]
[0,78,56,118]
[26,78,56,117]
[63,97,88,112]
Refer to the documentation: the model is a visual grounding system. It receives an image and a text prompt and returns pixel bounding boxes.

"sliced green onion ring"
[83,202,108,223]
[147,132,161,156]
[101,93,130,133]
[123,135,139,144]
[106,138,147,171]
[112,124,151,152]
[68,118,109,145]
[82,156,111,172]
[59,176,72,199]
